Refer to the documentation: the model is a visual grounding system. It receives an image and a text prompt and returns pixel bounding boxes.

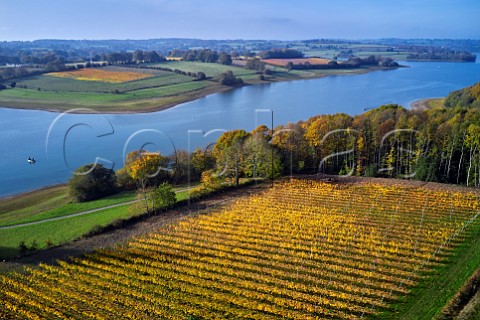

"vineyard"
[2,179,480,319]
[48,68,154,83]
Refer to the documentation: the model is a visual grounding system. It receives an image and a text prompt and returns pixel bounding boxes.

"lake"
[1,59,480,197]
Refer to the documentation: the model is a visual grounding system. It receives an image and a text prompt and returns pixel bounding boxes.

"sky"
[1,0,479,41]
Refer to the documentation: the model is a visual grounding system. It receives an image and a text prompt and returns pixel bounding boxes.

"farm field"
[48,68,155,83]
[0,64,225,112]
[2,179,480,319]
[0,81,216,112]
[16,67,193,93]
[150,61,257,78]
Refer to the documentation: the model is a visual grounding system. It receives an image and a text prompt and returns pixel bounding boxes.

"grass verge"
[373,217,480,319]
[0,189,136,227]
[0,185,193,258]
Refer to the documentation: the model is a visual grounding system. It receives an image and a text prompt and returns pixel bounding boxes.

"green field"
[0,204,135,257]
[150,61,257,78]
[16,71,192,93]
[0,187,190,258]
[0,189,136,227]
[289,43,411,60]
[0,81,215,111]
[0,64,224,112]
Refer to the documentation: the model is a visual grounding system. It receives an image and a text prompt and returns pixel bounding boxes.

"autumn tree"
[125,150,170,191]
[213,130,250,186]
[190,147,216,181]
[170,150,189,184]
[200,169,222,190]
[303,113,354,174]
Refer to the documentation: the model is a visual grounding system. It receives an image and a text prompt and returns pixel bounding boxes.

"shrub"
[68,164,118,202]
[147,182,176,210]
[187,186,211,200]
[200,169,222,190]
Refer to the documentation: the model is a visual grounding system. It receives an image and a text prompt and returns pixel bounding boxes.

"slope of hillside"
[444,81,480,108]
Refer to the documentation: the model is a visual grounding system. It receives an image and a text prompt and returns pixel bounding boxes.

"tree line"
[106,50,166,64]
[168,49,232,65]
[259,48,304,59]
[406,47,476,62]
[287,56,399,71]
[69,81,480,206]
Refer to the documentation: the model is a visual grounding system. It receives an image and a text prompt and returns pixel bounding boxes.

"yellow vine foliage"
[1,180,479,319]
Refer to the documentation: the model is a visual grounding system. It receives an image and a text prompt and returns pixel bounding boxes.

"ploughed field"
[2,179,479,319]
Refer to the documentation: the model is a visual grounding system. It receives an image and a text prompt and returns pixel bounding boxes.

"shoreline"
[0,84,233,115]
[0,184,67,201]
[0,65,402,115]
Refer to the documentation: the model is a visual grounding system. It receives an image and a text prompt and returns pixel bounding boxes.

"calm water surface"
[1,59,480,197]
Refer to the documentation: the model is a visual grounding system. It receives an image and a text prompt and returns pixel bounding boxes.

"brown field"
[48,68,154,83]
[263,57,331,67]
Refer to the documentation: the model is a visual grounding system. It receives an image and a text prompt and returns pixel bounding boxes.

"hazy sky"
[1,0,479,41]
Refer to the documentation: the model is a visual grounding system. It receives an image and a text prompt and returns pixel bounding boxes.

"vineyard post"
[271,110,274,188]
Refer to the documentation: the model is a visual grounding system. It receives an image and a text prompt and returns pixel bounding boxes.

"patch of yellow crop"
[48,68,153,83]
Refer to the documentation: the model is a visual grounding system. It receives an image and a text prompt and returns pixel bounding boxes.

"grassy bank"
[374,216,480,319]
[0,189,136,227]
[0,186,190,258]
